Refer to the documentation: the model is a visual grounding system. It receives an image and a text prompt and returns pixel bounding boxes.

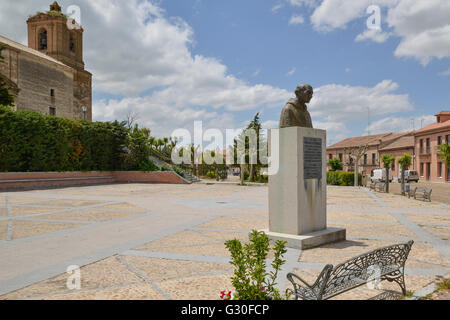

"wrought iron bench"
[286,241,414,300]
[413,187,432,202]
[374,181,386,192]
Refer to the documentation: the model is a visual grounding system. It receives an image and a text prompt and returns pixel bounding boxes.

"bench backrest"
[320,241,414,298]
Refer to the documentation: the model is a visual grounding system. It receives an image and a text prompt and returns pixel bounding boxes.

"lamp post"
[81,106,87,120]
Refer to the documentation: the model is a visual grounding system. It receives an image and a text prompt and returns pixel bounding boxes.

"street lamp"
[81,106,87,120]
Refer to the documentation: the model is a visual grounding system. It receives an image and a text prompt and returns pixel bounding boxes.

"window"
[420,163,424,176]
[50,89,55,97]
[339,153,343,162]
[39,29,47,50]
[426,138,430,153]
[420,139,424,153]
[372,153,376,165]
[438,163,443,178]
[69,34,75,53]
[329,154,333,161]
[364,154,367,165]
[438,136,443,145]
[49,107,56,116]
[391,161,395,171]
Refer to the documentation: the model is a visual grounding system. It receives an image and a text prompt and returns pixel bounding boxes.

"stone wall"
[16,53,74,118]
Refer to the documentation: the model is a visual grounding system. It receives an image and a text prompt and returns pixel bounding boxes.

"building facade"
[326,111,450,183]
[0,1,92,121]
[413,112,450,182]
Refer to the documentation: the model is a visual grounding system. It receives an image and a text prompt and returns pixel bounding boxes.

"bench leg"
[383,272,407,296]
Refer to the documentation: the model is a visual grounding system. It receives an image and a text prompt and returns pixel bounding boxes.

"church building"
[0,1,92,121]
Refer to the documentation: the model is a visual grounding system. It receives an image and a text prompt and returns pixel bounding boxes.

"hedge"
[327,171,362,186]
[0,105,128,172]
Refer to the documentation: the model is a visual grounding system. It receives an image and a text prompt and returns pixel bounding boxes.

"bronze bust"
[279,84,313,128]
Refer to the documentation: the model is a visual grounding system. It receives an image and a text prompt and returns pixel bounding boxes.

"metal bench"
[286,241,414,300]
[413,187,432,202]
[374,181,386,192]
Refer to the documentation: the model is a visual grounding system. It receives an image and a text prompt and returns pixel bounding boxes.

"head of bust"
[295,84,313,104]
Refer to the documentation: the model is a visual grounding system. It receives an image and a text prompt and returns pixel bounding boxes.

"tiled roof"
[414,120,450,135]
[0,35,70,69]
[327,133,393,149]
[379,135,414,151]
[435,111,450,116]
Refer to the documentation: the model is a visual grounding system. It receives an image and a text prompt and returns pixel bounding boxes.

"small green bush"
[225,230,289,300]
[327,171,362,186]
[206,171,216,179]
[173,166,185,177]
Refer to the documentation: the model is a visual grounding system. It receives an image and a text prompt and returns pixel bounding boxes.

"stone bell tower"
[26,1,92,121]
[27,1,85,71]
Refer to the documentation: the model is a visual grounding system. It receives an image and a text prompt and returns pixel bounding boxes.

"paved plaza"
[0,183,449,300]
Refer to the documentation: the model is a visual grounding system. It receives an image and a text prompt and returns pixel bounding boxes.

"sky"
[0,0,449,147]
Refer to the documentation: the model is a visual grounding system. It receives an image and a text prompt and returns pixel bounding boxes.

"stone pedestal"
[264,127,346,250]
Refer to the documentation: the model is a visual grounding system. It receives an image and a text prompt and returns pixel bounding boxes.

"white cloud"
[438,68,450,76]
[286,67,296,76]
[271,3,284,13]
[309,80,414,122]
[288,0,320,8]
[261,120,278,129]
[289,14,305,25]
[289,0,450,65]
[355,29,391,43]
[367,115,435,134]
[0,0,292,137]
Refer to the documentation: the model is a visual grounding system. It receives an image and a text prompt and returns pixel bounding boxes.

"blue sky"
[1,0,449,146]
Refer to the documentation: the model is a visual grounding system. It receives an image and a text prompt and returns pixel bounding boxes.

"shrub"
[206,171,216,179]
[0,106,128,172]
[173,166,185,177]
[139,159,159,172]
[327,171,362,186]
[225,230,289,300]
[327,158,343,171]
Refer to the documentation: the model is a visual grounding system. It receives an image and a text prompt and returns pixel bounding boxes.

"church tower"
[27,1,85,71]
[26,1,92,121]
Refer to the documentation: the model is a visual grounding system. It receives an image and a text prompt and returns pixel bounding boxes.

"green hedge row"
[327,171,362,186]
[0,105,128,172]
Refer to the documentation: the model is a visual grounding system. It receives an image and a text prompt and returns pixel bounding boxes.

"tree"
[438,143,450,167]
[0,46,15,107]
[381,154,395,193]
[328,157,343,172]
[398,153,412,196]
[346,145,369,187]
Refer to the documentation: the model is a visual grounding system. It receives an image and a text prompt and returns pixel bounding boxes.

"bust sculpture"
[279,84,313,128]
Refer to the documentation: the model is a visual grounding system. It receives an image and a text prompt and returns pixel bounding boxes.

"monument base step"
[261,227,346,250]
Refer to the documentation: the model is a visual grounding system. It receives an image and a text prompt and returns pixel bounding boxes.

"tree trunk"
[249,163,254,182]
[401,170,406,196]
[240,164,245,185]
[385,167,390,193]
[354,162,359,187]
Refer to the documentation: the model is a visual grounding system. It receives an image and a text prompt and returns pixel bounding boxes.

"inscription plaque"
[304,137,322,179]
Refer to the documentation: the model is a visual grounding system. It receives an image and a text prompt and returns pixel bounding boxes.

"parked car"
[370,168,393,183]
[398,170,419,183]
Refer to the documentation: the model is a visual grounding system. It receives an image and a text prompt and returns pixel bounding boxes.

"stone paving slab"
[0,184,449,300]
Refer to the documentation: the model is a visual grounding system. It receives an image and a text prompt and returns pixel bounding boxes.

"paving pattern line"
[0,214,221,296]
[0,200,128,222]
[6,196,13,241]
[0,211,156,247]
[116,255,172,300]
